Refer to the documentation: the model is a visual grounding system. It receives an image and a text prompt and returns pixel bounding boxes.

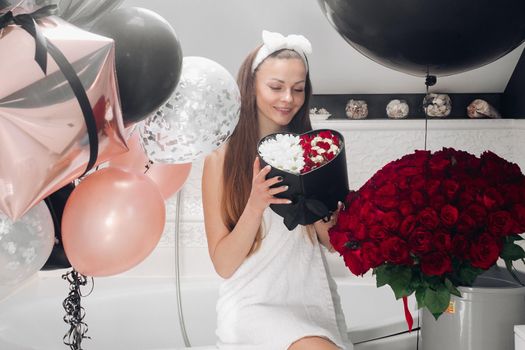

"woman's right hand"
[246,157,291,214]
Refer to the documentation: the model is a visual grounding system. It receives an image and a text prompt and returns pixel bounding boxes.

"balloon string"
[144,160,154,174]
[424,66,437,151]
[62,269,94,350]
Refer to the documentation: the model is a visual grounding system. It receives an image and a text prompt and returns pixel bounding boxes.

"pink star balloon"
[0,16,127,220]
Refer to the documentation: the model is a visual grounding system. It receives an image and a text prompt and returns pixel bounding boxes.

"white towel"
[216,209,352,350]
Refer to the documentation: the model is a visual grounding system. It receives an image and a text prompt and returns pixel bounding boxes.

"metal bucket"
[422,266,525,350]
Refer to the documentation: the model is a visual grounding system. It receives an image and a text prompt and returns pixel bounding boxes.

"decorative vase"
[422,266,525,350]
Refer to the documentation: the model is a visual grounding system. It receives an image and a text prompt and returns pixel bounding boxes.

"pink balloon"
[61,168,165,277]
[146,162,191,200]
[108,132,192,199]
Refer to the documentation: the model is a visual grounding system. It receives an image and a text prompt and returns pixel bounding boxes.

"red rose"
[376,183,397,196]
[381,237,412,265]
[458,186,477,207]
[360,202,382,225]
[329,230,349,253]
[400,150,430,169]
[442,179,460,200]
[409,228,434,255]
[425,179,441,196]
[316,141,330,151]
[399,215,417,238]
[456,213,477,235]
[348,222,367,241]
[344,190,359,205]
[452,234,470,259]
[398,166,423,177]
[433,229,452,251]
[440,204,459,227]
[488,211,515,236]
[482,187,504,211]
[417,207,439,230]
[399,200,414,216]
[421,252,452,276]
[428,152,451,174]
[465,204,488,228]
[369,225,389,241]
[373,196,399,210]
[361,242,384,269]
[470,233,501,269]
[410,191,425,208]
[409,175,426,191]
[381,211,401,231]
[500,184,522,205]
[343,250,369,276]
[513,204,525,231]
[318,130,333,139]
[480,151,522,181]
[429,194,447,212]
[335,208,361,231]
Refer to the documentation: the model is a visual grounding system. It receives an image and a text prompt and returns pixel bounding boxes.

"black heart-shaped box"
[257,129,349,230]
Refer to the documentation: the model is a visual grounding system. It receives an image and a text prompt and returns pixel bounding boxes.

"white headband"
[251,30,312,73]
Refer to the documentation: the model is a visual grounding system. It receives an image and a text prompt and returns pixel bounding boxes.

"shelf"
[312,118,525,131]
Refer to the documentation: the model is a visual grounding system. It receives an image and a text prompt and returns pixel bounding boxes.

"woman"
[202,30,351,350]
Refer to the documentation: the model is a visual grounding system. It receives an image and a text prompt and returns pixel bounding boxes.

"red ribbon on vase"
[403,296,414,331]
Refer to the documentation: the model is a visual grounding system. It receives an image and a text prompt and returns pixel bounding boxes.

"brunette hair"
[221,47,313,254]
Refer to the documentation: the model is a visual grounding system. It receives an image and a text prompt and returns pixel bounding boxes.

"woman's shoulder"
[203,142,229,175]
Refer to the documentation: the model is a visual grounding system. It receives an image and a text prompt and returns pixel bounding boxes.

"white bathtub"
[0,273,419,350]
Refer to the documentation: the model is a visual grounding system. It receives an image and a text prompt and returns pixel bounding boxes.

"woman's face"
[254,57,307,131]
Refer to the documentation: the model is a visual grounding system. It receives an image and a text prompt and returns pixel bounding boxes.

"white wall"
[120,119,525,279]
[121,0,525,94]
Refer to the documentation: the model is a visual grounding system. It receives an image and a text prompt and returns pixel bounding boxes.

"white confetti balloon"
[0,201,54,287]
[139,56,240,164]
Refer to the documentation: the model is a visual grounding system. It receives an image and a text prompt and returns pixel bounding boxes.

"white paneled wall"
[112,119,525,278]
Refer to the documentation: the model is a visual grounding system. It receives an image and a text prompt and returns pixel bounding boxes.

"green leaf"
[415,287,426,309]
[374,265,390,287]
[388,266,414,299]
[501,242,525,261]
[457,265,484,286]
[507,235,524,242]
[445,278,462,297]
[424,284,451,319]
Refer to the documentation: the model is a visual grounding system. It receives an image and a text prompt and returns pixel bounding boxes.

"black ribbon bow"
[1,5,99,176]
[283,194,330,230]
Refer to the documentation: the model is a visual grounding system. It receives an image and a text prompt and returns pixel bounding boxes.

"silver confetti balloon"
[0,201,54,286]
[139,56,240,164]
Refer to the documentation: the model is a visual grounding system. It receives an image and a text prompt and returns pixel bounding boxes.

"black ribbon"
[0,5,55,73]
[1,5,99,176]
[283,195,330,230]
[62,269,93,350]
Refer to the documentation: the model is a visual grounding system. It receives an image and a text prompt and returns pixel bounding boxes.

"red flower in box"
[299,130,341,173]
[330,148,525,322]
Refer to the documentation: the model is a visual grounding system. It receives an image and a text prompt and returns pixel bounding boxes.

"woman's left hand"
[314,201,344,251]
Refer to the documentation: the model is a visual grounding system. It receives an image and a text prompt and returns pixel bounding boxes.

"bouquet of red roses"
[329,148,525,322]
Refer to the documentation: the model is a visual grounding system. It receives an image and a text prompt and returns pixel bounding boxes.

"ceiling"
[121,0,525,95]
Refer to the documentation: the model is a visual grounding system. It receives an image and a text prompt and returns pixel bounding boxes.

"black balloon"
[317,0,525,77]
[91,7,183,125]
[41,183,75,270]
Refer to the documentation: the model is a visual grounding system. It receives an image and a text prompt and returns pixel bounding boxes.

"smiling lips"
[275,106,293,115]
